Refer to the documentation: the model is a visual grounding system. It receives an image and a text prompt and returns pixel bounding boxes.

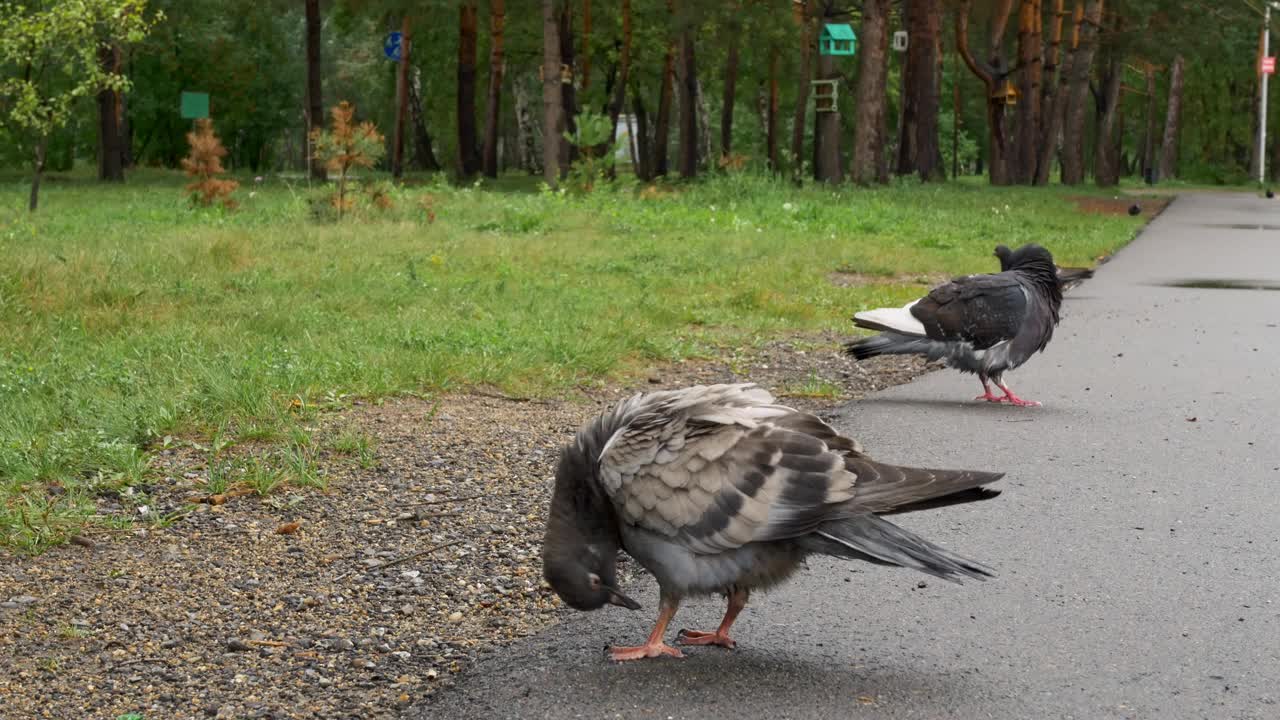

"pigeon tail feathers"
[847,459,1004,515]
[844,332,945,361]
[852,301,927,336]
[809,514,994,583]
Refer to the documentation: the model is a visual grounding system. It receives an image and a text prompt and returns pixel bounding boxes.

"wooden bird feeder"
[819,24,856,56]
[992,80,1019,106]
[811,79,839,113]
[537,64,575,85]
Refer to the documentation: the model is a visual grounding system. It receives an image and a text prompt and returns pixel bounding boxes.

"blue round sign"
[383,32,403,61]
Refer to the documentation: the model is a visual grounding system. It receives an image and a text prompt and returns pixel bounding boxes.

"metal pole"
[952,36,960,178]
[1261,3,1270,185]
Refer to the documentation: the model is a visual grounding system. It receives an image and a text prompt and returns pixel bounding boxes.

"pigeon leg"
[995,380,1041,407]
[608,597,684,662]
[974,375,1004,403]
[676,588,748,649]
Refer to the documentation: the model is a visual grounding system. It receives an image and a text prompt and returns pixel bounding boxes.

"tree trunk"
[697,78,713,169]
[790,0,813,179]
[1061,0,1103,185]
[482,0,506,178]
[814,47,842,182]
[1141,63,1158,181]
[558,4,578,172]
[392,15,411,179]
[898,0,942,180]
[513,73,541,175]
[581,0,592,93]
[956,0,1016,185]
[542,0,563,186]
[305,0,326,181]
[1093,50,1123,186]
[1014,0,1043,184]
[97,43,125,182]
[608,0,632,145]
[409,67,442,171]
[1159,54,1184,181]
[767,45,781,172]
[721,19,741,159]
[654,42,675,176]
[1034,0,1068,184]
[29,136,48,212]
[852,0,891,184]
[678,28,699,178]
[634,91,653,179]
[458,2,481,177]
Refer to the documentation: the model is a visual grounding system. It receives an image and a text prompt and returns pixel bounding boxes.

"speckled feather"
[568,384,1002,598]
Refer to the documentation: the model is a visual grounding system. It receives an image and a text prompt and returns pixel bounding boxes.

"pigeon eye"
[587,573,602,590]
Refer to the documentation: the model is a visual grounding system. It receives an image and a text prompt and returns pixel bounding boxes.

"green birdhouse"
[819,24,856,56]
[180,91,210,120]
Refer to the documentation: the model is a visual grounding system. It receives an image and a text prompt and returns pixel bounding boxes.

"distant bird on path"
[542,383,1001,662]
[1128,203,1142,216]
[994,243,1094,292]
[845,243,1062,407]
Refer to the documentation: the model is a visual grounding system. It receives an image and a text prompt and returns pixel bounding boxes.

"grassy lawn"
[0,169,1144,550]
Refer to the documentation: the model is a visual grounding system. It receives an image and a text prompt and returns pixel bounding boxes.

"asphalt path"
[414,193,1280,720]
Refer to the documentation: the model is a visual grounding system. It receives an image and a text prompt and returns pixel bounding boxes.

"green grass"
[0,169,1144,550]
[330,427,377,469]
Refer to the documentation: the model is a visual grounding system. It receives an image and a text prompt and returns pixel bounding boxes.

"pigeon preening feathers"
[994,243,1093,292]
[542,384,1002,662]
[845,243,1062,407]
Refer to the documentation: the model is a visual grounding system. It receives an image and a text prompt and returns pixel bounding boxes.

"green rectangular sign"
[180,91,210,119]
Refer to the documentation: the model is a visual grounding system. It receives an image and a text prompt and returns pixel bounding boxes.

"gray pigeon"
[994,244,1093,292]
[845,243,1061,407]
[542,383,1001,662]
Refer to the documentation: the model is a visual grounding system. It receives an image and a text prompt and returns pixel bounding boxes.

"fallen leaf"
[70,535,95,549]
[857,696,876,705]
[276,521,302,535]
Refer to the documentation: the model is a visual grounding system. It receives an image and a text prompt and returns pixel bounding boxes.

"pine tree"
[310,101,386,218]
[181,119,239,209]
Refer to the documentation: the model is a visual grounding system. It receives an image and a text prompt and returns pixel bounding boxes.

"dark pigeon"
[844,243,1062,407]
[542,383,1002,662]
[1266,189,1275,199]
[995,243,1094,292]
[1128,203,1142,216]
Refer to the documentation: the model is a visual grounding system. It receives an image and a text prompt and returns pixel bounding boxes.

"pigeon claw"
[974,392,1005,403]
[675,629,737,649]
[607,642,684,662]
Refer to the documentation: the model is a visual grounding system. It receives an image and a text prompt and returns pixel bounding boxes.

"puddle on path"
[1153,278,1280,291]
[1196,223,1280,231]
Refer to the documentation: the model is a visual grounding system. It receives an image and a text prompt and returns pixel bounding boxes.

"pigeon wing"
[598,391,860,555]
[910,274,1028,350]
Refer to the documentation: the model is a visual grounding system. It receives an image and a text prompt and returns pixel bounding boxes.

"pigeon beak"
[603,585,641,610]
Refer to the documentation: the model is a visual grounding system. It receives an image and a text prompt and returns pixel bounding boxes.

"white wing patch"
[854,299,927,336]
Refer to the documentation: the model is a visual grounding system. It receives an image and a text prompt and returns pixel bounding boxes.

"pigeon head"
[993,244,1014,270]
[999,243,1062,306]
[542,439,641,612]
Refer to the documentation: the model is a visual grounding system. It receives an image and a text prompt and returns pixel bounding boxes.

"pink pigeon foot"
[608,642,684,662]
[675,629,737,649]
[975,380,1005,403]
[997,384,1041,407]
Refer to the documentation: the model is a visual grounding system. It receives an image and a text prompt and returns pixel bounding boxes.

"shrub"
[181,119,239,209]
[309,101,386,218]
